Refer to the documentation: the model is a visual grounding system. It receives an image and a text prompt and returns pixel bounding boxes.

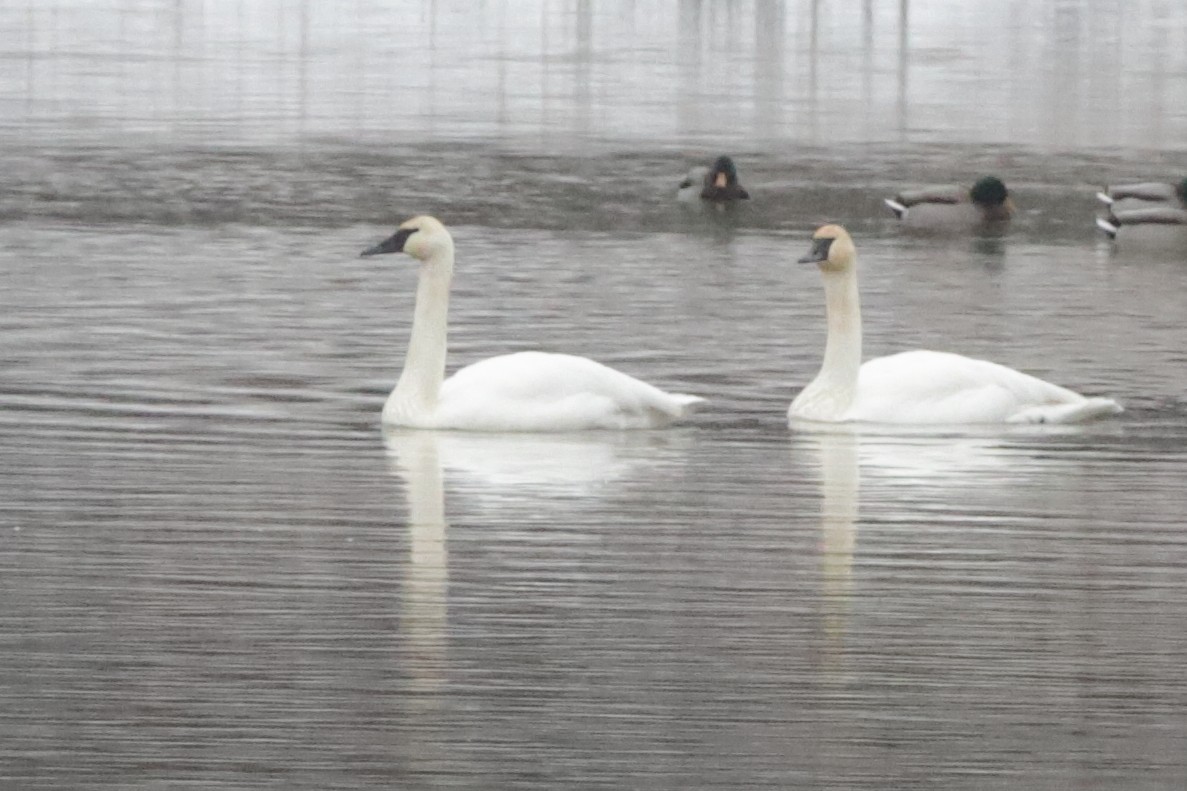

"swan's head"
[798,224,856,273]
[969,176,1011,209]
[361,215,453,262]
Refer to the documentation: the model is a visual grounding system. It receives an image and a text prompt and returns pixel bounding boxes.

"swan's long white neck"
[388,246,454,422]
[793,266,863,420]
[819,268,863,385]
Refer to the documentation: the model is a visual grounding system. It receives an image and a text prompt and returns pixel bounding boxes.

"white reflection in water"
[383,428,693,701]
[792,421,1106,681]
[387,428,694,503]
[801,429,859,682]
[793,420,1106,485]
[386,431,449,701]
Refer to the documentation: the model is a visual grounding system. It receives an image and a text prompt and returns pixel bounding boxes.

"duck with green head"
[884,175,1015,229]
[677,155,750,204]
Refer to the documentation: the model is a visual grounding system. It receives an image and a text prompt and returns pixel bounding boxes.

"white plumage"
[362,216,703,431]
[835,350,1119,424]
[409,350,702,431]
[789,225,1121,426]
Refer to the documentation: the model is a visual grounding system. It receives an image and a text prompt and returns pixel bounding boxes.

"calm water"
[2,1,1187,789]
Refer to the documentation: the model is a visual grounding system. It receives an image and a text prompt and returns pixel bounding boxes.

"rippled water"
[3,1,1187,789]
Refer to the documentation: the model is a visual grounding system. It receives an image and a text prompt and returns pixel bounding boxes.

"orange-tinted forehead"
[813,223,845,239]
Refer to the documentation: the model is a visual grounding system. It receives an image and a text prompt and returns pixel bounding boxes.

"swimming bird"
[677,155,750,203]
[884,176,1015,227]
[360,216,704,431]
[1096,206,1187,242]
[1096,179,1187,210]
[789,225,1121,425]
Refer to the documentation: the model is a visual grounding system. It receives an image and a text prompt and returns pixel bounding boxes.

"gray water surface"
[3,1,1187,789]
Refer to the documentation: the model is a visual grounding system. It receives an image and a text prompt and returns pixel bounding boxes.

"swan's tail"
[643,392,704,427]
[884,198,908,220]
[1096,190,1114,206]
[670,393,706,416]
[1096,215,1119,239]
[1009,397,1122,425]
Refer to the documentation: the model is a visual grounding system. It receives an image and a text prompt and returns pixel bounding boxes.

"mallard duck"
[677,155,750,203]
[1097,179,1187,211]
[884,176,1015,228]
[1096,206,1187,243]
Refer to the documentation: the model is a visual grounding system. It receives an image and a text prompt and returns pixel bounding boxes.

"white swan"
[361,216,703,431]
[788,225,1122,425]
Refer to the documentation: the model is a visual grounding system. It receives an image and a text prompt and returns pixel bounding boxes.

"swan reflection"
[386,428,694,503]
[792,429,859,681]
[791,419,1091,487]
[386,431,449,699]
[383,428,694,698]
[792,422,1059,680]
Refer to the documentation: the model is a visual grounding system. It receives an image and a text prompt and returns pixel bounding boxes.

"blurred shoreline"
[2,0,1184,153]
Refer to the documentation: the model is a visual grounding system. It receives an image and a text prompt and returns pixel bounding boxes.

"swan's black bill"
[798,237,833,263]
[361,227,417,257]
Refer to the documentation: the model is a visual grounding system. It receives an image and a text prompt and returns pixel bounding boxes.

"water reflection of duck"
[360,216,703,430]
[789,225,1122,425]
[677,155,750,204]
[884,175,1014,230]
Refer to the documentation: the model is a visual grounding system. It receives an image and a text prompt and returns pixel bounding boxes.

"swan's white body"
[367,216,703,431]
[789,225,1121,426]
[795,349,1119,424]
[385,350,702,430]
